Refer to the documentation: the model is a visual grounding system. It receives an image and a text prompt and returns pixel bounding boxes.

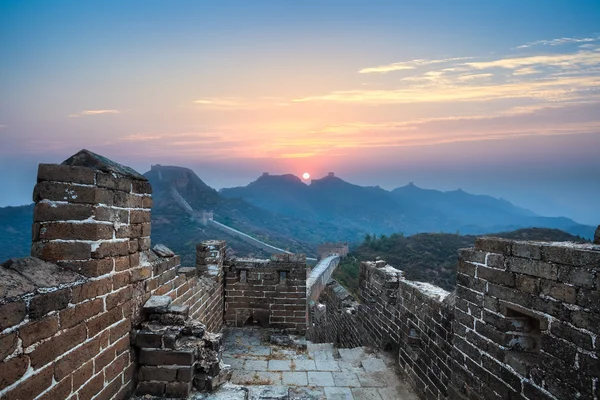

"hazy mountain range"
[220,172,595,239]
[0,167,595,263]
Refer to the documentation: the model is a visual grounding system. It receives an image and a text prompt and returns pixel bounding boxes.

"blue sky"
[1,0,599,224]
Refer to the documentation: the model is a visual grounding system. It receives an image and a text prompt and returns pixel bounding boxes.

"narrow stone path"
[193,327,419,400]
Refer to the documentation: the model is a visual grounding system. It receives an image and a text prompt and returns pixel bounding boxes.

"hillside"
[221,174,596,239]
[333,228,589,294]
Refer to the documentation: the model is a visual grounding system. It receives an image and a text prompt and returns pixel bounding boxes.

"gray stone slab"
[308,371,335,387]
[190,382,249,399]
[288,387,326,400]
[222,357,245,369]
[356,372,387,387]
[294,359,317,371]
[361,358,387,373]
[315,360,341,371]
[245,360,268,371]
[143,295,171,313]
[282,372,308,386]
[338,348,366,365]
[231,370,282,386]
[351,388,383,400]
[269,360,292,371]
[324,387,353,400]
[332,372,360,387]
[311,350,336,361]
[337,361,361,372]
[248,385,288,400]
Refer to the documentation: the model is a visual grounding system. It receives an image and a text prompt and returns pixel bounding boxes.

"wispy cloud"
[359,57,473,74]
[516,36,600,49]
[68,109,121,118]
[464,50,600,70]
[293,76,600,105]
[193,97,288,110]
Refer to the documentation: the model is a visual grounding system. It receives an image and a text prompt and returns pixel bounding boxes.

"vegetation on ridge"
[333,228,589,294]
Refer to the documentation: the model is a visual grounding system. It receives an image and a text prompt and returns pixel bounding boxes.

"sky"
[1,0,599,225]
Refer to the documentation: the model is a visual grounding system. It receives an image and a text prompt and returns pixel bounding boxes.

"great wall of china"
[0,150,599,400]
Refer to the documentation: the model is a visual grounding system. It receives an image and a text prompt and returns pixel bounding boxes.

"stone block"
[132,180,153,194]
[506,257,558,280]
[477,266,515,287]
[153,244,175,257]
[37,222,113,241]
[37,163,95,184]
[144,295,172,313]
[33,181,99,204]
[540,279,577,303]
[0,332,18,361]
[34,202,93,222]
[475,237,512,255]
[165,381,193,397]
[29,289,71,319]
[542,245,600,267]
[93,206,129,223]
[139,349,195,366]
[32,241,91,262]
[91,240,129,259]
[95,171,132,192]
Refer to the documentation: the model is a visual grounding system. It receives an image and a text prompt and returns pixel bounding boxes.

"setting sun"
[302,172,310,180]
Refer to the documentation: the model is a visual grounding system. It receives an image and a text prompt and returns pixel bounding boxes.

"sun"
[302,172,310,180]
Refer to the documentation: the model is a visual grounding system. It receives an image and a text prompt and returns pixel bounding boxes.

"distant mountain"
[221,173,596,239]
[334,228,589,294]
[144,166,359,264]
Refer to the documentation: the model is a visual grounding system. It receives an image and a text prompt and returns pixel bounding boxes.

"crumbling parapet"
[224,253,307,333]
[594,224,600,245]
[134,295,230,398]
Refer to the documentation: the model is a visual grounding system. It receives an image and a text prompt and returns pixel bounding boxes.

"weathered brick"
[106,286,133,310]
[72,277,112,302]
[130,210,151,224]
[37,222,113,241]
[32,241,92,262]
[506,257,558,280]
[59,298,104,328]
[115,255,131,271]
[515,274,540,294]
[132,180,152,194]
[105,351,129,382]
[570,310,600,332]
[0,332,18,360]
[511,242,542,260]
[1,364,52,399]
[542,246,600,267]
[34,201,94,222]
[38,163,95,184]
[0,355,28,391]
[558,265,595,289]
[477,266,515,287]
[550,320,593,351]
[29,288,71,319]
[58,258,114,277]
[37,375,72,400]
[34,181,99,204]
[0,301,27,330]
[96,171,132,192]
[54,334,102,380]
[87,306,123,337]
[139,349,195,366]
[19,315,59,347]
[92,240,130,259]
[139,366,177,381]
[142,196,153,209]
[165,381,192,397]
[72,360,94,391]
[131,266,152,282]
[475,237,512,255]
[110,319,131,344]
[94,206,129,223]
[29,323,87,369]
[112,271,131,289]
[540,279,577,303]
[77,371,105,400]
[138,237,152,251]
[136,381,164,396]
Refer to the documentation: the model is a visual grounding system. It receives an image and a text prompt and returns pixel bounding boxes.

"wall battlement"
[309,237,600,400]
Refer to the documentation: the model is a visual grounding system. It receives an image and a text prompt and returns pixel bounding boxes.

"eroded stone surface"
[153,243,175,258]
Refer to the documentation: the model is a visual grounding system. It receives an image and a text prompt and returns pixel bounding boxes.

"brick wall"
[450,237,600,400]
[358,261,454,400]
[224,254,307,333]
[0,151,231,400]
[0,151,151,400]
[306,280,366,348]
